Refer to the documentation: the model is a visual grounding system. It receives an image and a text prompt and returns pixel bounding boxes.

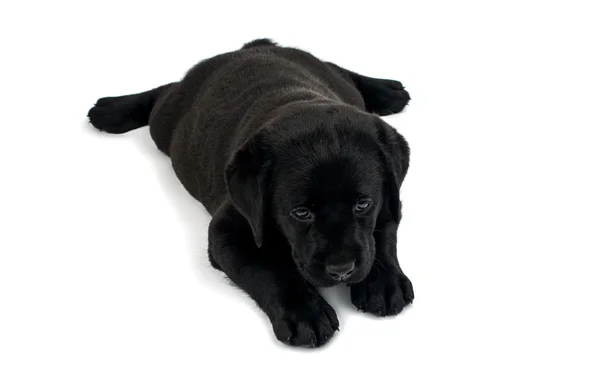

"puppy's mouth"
[296,260,370,287]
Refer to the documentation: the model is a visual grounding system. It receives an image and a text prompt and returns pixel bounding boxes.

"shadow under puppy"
[88,38,414,348]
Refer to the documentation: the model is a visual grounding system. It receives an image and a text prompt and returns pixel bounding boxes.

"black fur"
[88,38,414,348]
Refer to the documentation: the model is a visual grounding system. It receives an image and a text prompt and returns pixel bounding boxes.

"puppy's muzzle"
[325,261,355,281]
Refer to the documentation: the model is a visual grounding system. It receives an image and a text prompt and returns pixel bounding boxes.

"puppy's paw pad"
[272,298,339,348]
[351,270,413,317]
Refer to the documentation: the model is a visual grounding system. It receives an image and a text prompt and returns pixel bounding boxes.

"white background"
[1,1,599,386]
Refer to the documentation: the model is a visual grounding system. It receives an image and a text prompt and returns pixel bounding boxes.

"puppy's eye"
[291,207,312,220]
[355,199,372,212]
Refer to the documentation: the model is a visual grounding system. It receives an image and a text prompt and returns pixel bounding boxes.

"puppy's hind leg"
[328,63,411,116]
[88,83,174,134]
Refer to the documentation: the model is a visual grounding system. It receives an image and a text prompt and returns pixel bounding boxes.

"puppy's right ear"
[225,135,271,248]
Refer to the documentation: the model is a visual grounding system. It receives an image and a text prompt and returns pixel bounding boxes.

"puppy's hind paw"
[363,79,411,116]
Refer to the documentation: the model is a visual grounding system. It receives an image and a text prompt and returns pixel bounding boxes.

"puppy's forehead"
[273,131,383,204]
[307,155,381,197]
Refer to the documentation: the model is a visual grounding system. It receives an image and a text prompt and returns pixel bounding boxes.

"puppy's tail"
[242,38,277,49]
[87,84,172,134]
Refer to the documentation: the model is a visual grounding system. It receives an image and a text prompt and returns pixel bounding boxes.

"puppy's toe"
[399,275,415,304]
[294,321,320,347]
[387,88,411,113]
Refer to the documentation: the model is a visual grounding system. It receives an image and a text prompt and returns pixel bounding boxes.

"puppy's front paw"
[351,268,414,317]
[271,294,339,348]
[363,79,411,116]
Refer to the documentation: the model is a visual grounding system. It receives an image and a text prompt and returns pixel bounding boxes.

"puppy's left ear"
[225,135,271,248]
[375,120,410,223]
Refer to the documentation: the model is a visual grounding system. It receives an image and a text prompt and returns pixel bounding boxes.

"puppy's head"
[225,107,409,287]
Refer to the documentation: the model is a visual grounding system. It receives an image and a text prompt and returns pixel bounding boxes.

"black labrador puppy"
[88,38,414,348]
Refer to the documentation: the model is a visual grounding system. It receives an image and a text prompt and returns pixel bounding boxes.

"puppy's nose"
[326,261,355,281]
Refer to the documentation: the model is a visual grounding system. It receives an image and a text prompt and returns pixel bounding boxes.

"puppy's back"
[152,41,364,212]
